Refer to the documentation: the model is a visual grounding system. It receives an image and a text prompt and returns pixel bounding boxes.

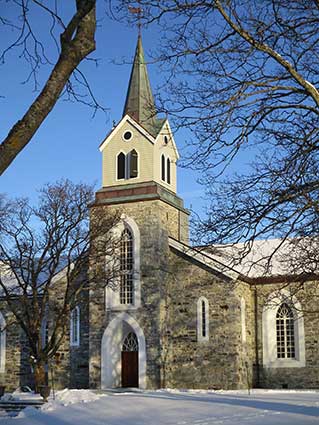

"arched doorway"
[101,312,146,389]
[121,332,139,387]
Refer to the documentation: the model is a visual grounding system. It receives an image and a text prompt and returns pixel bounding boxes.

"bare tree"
[115,1,319,271]
[0,179,120,391]
[0,0,97,175]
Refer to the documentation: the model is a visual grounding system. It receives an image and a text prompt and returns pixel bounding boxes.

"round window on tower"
[123,130,133,141]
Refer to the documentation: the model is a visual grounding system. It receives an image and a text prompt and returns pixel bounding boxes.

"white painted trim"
[241,297,246,343]
[262,289,305,368]
[101,312,146,389]
[99,115,155,152]
[122,130,133,142]
[70,306,80,347]
[115,149,140,181]
[154,119,180,160]
[105,216,141,310]
[197,297,209,343]
[0,312,6,373]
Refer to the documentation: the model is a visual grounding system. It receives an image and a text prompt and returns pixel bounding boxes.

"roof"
[123,35,164,138]
[168,237,241,281]
[202,238,317,280]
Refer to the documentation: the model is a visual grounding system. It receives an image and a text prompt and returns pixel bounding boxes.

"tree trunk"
[0,1,96,175]
[34,361,47,393]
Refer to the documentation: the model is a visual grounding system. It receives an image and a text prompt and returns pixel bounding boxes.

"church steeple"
[123,36,158,137]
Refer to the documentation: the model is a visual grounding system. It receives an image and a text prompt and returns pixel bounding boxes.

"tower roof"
[123,36,164,137]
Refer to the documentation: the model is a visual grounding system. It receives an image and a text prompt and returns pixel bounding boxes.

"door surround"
[101,312,146,389]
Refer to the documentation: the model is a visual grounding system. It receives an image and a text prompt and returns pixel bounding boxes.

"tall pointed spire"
[123,36,160,137]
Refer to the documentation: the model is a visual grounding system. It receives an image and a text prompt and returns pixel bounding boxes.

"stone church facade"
[1,36,319,392]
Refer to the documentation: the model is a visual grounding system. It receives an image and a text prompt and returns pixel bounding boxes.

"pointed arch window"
[197,297,209,342]
[262,291,305,368]
[120,228,134,304]
[166,158,171,184]
[122,332,138,352]
[276,303,295,359]
[105,217,141,310]
[0,312,6,373]
[70,306,80,347]
[117,152,126,180]
[130,149,138,178]
[117,151,138,180]
[161,154,165,181]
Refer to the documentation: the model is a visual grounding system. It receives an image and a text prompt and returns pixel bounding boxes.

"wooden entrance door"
[121,351,138,387]
[121,332,139,388]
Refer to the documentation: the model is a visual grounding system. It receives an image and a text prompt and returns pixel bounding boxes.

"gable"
[154,119,179,161]
[99,115,155,153]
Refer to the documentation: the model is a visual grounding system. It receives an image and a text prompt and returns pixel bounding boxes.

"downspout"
[254,286,260,387]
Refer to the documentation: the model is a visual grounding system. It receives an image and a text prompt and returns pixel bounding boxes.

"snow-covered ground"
[1,388,319,424]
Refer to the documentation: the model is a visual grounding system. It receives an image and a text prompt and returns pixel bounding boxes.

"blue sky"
[0,2,205,214]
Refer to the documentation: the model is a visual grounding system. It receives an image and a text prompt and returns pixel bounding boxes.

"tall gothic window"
[276,303,295,359]
[130,150,138,178]
[197,297,209,342]
[201,300,206,338]
[117,152,125,179]
[117,151,138,180]
[70,306,80,347]
[120,228,134,304]
[166,158,171,184]
[161,154,165,181]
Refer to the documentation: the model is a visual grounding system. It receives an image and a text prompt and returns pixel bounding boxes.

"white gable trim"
[99,115,155,152]
[155,119,180,160]
[168,237,240,280]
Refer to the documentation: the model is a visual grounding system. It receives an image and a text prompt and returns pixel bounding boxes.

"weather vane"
[128,1,143,36]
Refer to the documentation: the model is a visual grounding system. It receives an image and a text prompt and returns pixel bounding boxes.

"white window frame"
[0,312,6,373]
[197,296,209,343]
[70,306,80,347]
[241,297,246,343]
[262,290,305,368]
[105,215,141,310]
[115,150,140,181]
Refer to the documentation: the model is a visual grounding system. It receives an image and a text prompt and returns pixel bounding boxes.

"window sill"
[263,358,305,368]
[106,304,139,311]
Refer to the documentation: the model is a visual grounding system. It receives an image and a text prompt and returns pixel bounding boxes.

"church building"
[2,36,319,392]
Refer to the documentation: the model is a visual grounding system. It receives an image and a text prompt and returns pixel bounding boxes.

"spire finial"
[128,2,142,37]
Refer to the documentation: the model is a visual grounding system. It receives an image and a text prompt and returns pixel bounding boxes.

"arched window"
[0,312,6,373]
[197,297,209,342]
[276,303,295,359]
[166,158,171,184]
[70,306,80,347]
[262,290,305,368]
[120,228,134,304]
[122,332,138,352]
[105,217,141,310]
[117,152,126,180]
[161,154,165,181]
[130,149,138,178]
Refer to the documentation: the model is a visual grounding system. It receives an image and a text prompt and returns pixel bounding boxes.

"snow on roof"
[202,238,305,279]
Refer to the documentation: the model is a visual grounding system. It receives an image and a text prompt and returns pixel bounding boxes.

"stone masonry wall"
[89,199,173,389]
[160,250,252,390]
[254,281,319,389]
